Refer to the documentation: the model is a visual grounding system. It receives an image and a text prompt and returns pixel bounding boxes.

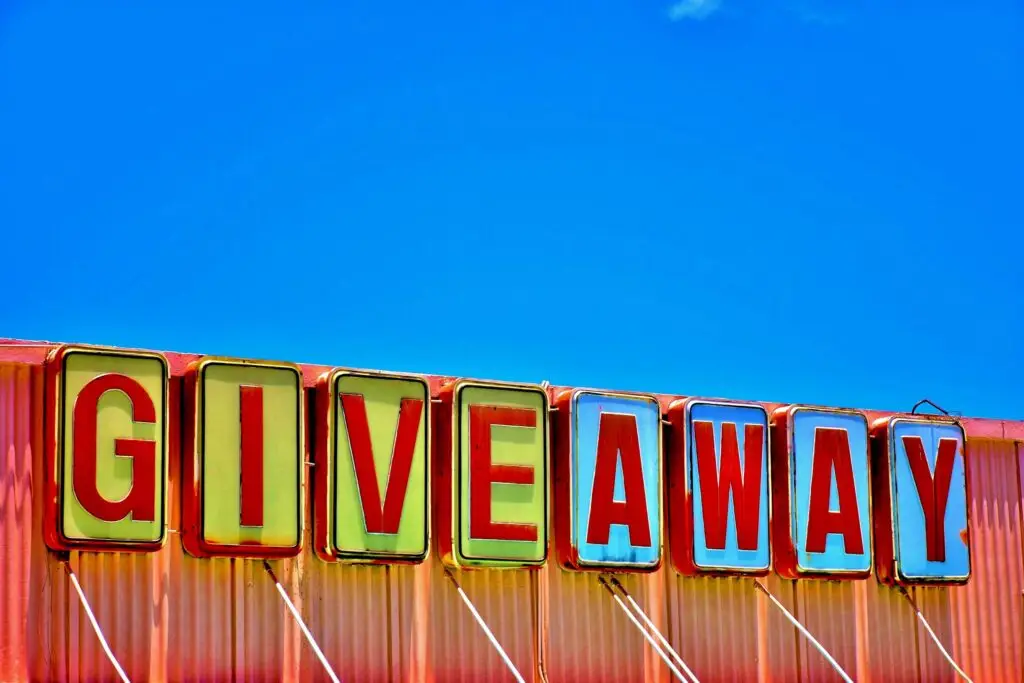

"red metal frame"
[666,397,772,578]
[869,414,973,586]
[552,388,664,573]
[181,357,305,559]
[553,388,580,571]
[434,378,550,570]
[312,368,431,565]
[43,344,170,553]
[769,405,873,580]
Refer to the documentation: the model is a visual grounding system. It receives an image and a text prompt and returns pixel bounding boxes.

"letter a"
[587,413,652,547]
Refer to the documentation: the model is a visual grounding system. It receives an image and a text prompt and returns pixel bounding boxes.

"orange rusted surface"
[949,438,1023,681]
[0,363,37,683]
[1,341,1023,682]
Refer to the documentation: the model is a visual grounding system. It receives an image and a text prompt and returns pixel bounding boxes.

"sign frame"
[554,388,663,572]
[667,397,772,577]
[44,344,170,553]
[182,356,305,559]
[870,415,972,586]
[770,405,873,580]
[436,378,550,570]
[313,368,431,565]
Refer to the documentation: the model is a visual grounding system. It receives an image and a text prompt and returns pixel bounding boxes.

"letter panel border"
[435,379,550,570]
[44,344,170,553]
[869,415,972,586]
[667,398,772,577]
[313,368,431,565]
[770,405,873,580]
[553,387,663,573]
[182,357,305,559]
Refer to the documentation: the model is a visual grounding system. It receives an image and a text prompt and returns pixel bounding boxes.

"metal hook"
[910,399,951,416]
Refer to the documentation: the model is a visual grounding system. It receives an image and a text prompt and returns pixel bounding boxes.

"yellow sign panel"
[184,359,304,558]
[450,382,549,568]
[330,372,429,562]
[49,346,168,551]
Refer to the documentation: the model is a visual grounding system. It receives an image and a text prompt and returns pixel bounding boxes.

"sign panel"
[31,337,977,590]
[439,380,548,569]
[555,390,662,571]
[45,346,168,552]
[183,358,304,558]
[669,400,770,575]
[872,417,970,585]
[771,406,871,579]
[314,371,429,563]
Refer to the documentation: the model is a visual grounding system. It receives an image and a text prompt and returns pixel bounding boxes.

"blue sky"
[1,1,1021,418]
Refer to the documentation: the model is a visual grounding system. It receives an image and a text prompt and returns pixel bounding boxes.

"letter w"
[693,421,764,550]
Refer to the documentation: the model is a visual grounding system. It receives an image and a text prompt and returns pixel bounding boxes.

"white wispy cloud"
[788,0,848,26]
[667,0,722,21]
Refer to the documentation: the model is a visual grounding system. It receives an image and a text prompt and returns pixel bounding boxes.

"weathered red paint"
[693,420,764,552]
[586,412,651,547]
[468,404,538,543]
[239,385,265,528]
[181,359,304,559]
[805,428,863,555]
[870,415,973,587]
[342,393,424,536]
[312,369,338,562]
[666,399,772,577]
[770,406,873,580]
[903,435,958,563]
[43,345,169,553]
[72,373,158,523]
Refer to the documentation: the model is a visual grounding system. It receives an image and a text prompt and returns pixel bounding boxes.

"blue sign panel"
[891,420,970,582]
[688,402,769,572]
[571,391,661,569]
[791,410,871,574]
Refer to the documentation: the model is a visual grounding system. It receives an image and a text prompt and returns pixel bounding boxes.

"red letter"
[468,405,538,542]
[341,394,424,535]
[805,428,864,554]
[586,413,651,546]
[239,385,265,527]
[72,374,157,522]
[693,421,763,550]
[902,436,958,562]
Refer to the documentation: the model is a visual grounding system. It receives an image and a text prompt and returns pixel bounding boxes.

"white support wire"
[898,586,974,683]
[598,577,692,682]
[606,577,701,683]
[753,579,854,683]
[62,560,131,683]
[445,568,526,683]
[263,561,342,683]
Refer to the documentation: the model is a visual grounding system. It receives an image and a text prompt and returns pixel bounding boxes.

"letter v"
[340,394,423,535]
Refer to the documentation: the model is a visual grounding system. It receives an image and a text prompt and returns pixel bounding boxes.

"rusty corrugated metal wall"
[2,348,1023,683]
